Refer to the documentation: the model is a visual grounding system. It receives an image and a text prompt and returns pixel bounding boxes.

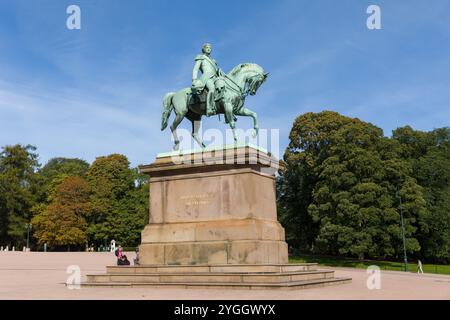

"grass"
[289,253,450,275]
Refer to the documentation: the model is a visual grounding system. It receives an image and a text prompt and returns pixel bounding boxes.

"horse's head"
[228,63,269,96]
[247,71,269,96]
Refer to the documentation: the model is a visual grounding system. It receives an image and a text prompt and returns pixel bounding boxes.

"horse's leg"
[170,114,184,151]
[235,107,259,137]
[170,94,188,151]
[224,102,238,144]
[191,119,205,149]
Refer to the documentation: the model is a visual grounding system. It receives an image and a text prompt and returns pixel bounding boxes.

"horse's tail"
[161,92,175,131]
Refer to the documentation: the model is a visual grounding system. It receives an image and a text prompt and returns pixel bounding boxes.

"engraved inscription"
[180,193,214,206]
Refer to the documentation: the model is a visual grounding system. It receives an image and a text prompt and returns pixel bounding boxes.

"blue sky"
[0,0,449,167]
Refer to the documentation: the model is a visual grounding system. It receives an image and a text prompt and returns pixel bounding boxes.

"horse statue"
[161,63,268,150]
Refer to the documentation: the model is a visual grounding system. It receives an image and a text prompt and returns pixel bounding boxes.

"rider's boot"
[206,91,215,117]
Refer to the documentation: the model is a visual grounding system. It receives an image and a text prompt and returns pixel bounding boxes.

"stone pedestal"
[138,145,287,266]
[84,145,351,289]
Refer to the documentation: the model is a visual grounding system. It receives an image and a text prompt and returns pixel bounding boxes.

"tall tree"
[394,127,450,263]
[392,126,435,159]
[32,176,91,250]
[36,158,89,202]
[279,112,427,260]
[0,145,40,246]
[86,154,147,247]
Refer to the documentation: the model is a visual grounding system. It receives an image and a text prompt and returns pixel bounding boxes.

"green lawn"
[289,254,450,275]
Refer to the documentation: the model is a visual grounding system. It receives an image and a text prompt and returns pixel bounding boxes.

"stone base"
[140,240,288,265]
[137,146,290,267]
[140,219,288,265]
[84,263,352,290]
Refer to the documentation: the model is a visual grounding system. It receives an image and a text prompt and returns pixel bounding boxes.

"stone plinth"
[138,144,287,265]
[83,144,351,289]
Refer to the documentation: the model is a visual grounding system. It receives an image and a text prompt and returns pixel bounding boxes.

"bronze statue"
[191,43,225,117]
[161,44,268,150]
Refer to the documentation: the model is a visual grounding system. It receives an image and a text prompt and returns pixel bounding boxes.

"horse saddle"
[190,77,226,105]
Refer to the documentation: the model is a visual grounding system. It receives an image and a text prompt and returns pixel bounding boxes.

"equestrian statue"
[161,43,269,150]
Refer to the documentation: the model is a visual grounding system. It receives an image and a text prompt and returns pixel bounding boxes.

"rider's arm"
[192,60,201,81]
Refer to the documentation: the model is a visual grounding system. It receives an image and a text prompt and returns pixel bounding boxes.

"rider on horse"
[192,43,225,117]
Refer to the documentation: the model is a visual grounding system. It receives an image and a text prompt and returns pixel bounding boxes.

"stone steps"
[105,263,318,274]
[87,269,334,284]
[83,263,351,290]
[82,277,352,290]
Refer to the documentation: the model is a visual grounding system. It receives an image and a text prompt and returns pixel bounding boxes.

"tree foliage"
[279,112,428,260]
[36,158,89,202]
[85,154,147,247]
[1,148,149,250]
[393,126,450,262]
[32,176,91,249]
[0,145,40,246]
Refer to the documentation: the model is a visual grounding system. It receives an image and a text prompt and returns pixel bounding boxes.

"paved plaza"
[0,252,449,300]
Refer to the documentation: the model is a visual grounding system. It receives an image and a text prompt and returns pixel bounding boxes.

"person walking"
[417,259,424,274]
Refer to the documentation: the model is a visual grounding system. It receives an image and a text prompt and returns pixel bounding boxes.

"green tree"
[279,112,427,260]
[32,176,91,250]
[86,154,147,247]
[392,126,450,263]
[36,158,89,202]
[0,145,40,246]
[392,126,435,159]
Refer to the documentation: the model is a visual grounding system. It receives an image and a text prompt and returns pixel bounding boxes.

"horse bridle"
[224,73,263,98]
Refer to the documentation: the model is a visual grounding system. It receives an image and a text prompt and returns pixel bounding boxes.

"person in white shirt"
[417,259,424,274]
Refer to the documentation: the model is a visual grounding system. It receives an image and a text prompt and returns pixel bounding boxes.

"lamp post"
[396,190,408,272]
[25,223,32,250]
